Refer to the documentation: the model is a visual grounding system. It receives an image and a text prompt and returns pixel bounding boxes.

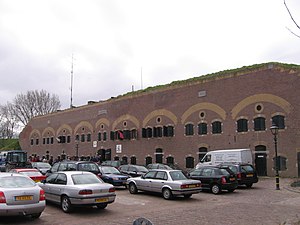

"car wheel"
[183,194,192,199]
[61,196,72,213]
[96,203,108,209]
[129,183,138,194]
[246,183,253,188]
[162,188,173,200]
[211,184,221,194]
[30,212,42,219]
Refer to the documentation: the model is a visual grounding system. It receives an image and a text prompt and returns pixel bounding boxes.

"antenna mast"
[70,54,74,108]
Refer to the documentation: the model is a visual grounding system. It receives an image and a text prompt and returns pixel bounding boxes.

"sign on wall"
[116,144,122,153]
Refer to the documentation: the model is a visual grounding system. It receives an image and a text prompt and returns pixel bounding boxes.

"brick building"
[19,62,300,177]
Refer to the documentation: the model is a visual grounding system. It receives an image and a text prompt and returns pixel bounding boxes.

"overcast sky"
[0,0,299,109]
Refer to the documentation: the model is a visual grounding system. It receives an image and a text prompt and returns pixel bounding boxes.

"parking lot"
[1,177,300,225]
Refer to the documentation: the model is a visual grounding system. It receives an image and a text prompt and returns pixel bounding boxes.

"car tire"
[129,183,138,194]
[183,194,192,199]
[96,203,108,209]
[162,188,173,200]
[246,183,253,188]
[30,212,42,219]
[211,184,221,194]
[61,196,72,213]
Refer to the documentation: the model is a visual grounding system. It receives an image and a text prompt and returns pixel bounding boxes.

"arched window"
[122,156,128,164]
[186,156,194,168]
[273,156,287,171]
[198,147,208,162]
[212,121,222,134]
[198,123,207,135]
[237,119,248,132]
[254,117,266,131]
[145,156,152,165]
[272,115,285,129]
[130,156,137,165]
[185,124,194,136]
[166,156,174,165]
[155,148,163,163]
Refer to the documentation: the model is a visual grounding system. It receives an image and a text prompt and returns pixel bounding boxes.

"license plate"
[230,178,235,181]
[15,195,33,201]
[95,198,108,203]
[189,185,196,188]
[247,174,253,177]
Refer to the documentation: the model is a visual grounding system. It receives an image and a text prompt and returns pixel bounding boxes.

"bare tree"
[284,0,300,38]
[9,90,61,126]
[0,104,19,138]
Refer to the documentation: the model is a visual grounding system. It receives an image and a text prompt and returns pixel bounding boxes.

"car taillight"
[237,173,242,179]
[181,184,189,189]
[78,190,93,195]
[109,187,115,193]
[39,189,46,201]
[0,191,6,203]
[221,176,227,184]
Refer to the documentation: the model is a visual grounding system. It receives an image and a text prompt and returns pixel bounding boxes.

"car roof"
[50,171,95,175]
[13,168,40,172]
[149,169,181,172]
[0,172,29,178]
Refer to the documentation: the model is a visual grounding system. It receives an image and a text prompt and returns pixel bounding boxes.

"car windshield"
[72,174,103,185]
[102,167,120,174]
[170,171,188,180]
[19,171,43,177]
[228,166,238,173]
[0,176,35,188]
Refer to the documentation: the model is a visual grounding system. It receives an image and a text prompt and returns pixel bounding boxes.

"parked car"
[98,166,130,187]
[46,161,101,177]
[219,163,258,188]
[119,164,149,177]
[146,163,173,170]
[39,171,116,213]
[31,162,52,175]
[0,172,46,218]
[127,169,201,200]
[9,168,46,183]
[101,160,125,168]
[188,165,238,194]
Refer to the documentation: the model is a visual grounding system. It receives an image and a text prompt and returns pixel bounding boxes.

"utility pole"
[70,54,74,108]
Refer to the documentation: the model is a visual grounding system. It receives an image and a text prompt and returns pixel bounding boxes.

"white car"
[0,173,46,218]
[39,171,116,213]
[127,169,201,200]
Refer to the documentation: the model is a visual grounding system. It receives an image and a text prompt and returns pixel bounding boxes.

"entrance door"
[255,145,267,176]
[155,148,163,163]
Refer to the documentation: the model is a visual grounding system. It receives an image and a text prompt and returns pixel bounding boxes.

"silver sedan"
[38,171,116,213]
[0,173,46,218]
[127,169,201,200]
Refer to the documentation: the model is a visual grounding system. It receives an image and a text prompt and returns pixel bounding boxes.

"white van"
[196,148,252,169]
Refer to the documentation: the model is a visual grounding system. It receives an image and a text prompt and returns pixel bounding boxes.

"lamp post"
[270,124,280,190]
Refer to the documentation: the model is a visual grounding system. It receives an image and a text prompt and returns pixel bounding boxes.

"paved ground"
[1,177,300,225]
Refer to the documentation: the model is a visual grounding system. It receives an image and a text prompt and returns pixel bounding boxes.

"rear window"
[0,176,35,188]
[241,165,254,172]
[72,174,102,185]
[170,171,187,180]
[78,163,99,172]
[219,168,230,176]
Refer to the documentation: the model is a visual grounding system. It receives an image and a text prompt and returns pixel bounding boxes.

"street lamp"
[270,124,280,190]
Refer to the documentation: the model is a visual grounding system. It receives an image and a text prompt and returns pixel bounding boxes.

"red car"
[9,168,46,183]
